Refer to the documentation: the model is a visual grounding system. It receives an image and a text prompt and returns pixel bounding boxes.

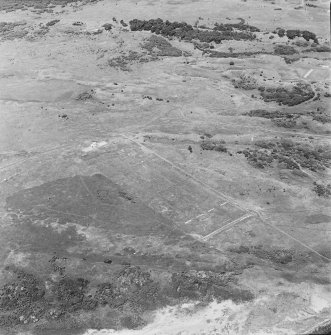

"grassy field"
[0,0,330,334]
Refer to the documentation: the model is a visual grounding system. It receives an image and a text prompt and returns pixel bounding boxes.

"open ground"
[0,0,330,334]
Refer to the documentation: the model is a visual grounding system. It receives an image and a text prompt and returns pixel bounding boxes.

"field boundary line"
[201,213,254,241]
[121,134,330,262]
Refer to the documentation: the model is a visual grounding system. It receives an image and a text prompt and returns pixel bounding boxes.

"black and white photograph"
[0,0,330,334]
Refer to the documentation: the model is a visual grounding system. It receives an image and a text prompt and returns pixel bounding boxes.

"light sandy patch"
[84,300,251,335]
[82,141,108,153]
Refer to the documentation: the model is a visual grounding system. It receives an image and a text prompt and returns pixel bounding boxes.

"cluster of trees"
[239,139,330,172]
[260,83,314,106]
[276,28,318,43]
[129,19,256,43]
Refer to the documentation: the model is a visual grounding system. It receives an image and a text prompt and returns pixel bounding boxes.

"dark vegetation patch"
[292,40,309,47]
[271,118,297,128]
[0,267,46,327]
[169,270,254,303]
[313,183,331,198]
[232,74,257,90]
[213,21,260,32]
[129,19,256,44]
[0,260,252,331]
[0,265,158,329]
[303,45,331,53]
[230,245,294,264]
[244,109,299,128]
[273,44,298,55]
[0,173,256,331]
[0,265,249,328]
[200,140,227,152]
[95,266,159,312]
[282,55,301,64]
[0,0,100,13]
[142,35,183,57]
[306,3,317,7]
[120,19,128,27]
[238,139,330,171]
[239,148,274,169]
[102,23,113,31]
[75,90,95,101]
[312,113,331,124]
[108,51,156,71]
[58,113,69,120]
[52,277,96,313]
[275,28,318,43]
[244,107,331,126]
[0,21,28,40]
[309,321,331,335]
[207,50,263,58]
[0,265,156,329]
[260,83,314,106]
[46,19,60,27]
[244,109,299,119]
[193,41,213,51]
[118,190,135,203]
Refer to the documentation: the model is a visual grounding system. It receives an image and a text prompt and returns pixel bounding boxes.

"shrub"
[312,113,331,124]
[102,23,113,31]
[120,20,128,27]
[286,29,301,39]
[201,141,227,152]
[245,109,291,119]
[304,45,331,53]
[274,44,298,55]
[46,19,60,26]
[277,28,285,37]
[302,30,318,43]
[313,183,331,198]
[271,118,297,128]
[214,22,260,32]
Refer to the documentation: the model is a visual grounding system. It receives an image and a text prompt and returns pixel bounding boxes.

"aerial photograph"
[0,0,330,334]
